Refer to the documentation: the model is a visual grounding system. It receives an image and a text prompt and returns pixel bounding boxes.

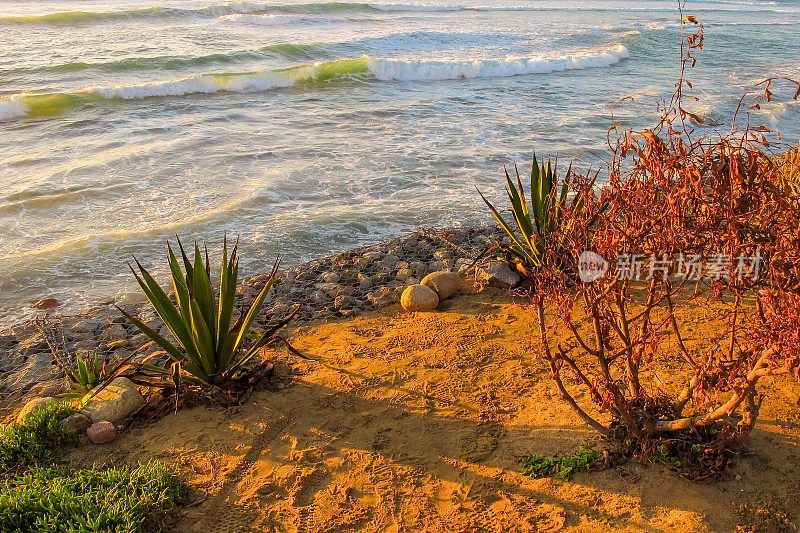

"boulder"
[80,377,144,423]
[434,249,453,261]
[421,271,462,300]
[476,262,520,289]
[334,295,356,310]
[380,253,400,268]
[86,421,117,444]
[62,412,92,434]
[369,287,401,307]
[309,290,329,305]
[28,379,67,398]
[321,271,341,284]
[408,261,426,274]
[16,397,68,423]
[353,256,371,269]
[400,285,439,312]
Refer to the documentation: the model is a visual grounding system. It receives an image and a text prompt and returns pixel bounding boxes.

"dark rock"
[0,335,19,349]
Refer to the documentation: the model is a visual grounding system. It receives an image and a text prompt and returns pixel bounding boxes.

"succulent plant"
[121,236,289,387]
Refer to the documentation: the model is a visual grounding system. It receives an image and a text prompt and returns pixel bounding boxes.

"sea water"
[1,0,799,324]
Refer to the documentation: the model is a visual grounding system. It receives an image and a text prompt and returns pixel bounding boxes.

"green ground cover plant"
[0,461,183,533]
[1,405,185,532]
[0,403,77,470]
[520,446,601,481]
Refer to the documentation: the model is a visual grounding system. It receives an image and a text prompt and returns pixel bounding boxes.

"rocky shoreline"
[0,225,517,414]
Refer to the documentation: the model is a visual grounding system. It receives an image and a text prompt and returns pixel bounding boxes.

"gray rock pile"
[0,226,515,405]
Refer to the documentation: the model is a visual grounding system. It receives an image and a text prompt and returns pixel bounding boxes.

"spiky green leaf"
[191,244,217,346]
[118,306,184,362]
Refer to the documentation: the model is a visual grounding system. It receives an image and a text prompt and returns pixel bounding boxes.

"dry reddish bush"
[530,15,800,466]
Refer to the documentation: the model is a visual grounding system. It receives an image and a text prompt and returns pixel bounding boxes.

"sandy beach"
[63,287,800,532]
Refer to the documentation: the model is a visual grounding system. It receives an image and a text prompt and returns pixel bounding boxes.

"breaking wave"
[0,45,629,120]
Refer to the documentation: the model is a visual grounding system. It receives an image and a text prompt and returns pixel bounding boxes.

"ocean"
[1,0,799,325]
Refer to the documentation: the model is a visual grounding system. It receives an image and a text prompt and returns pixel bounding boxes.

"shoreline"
[0,225,508,406]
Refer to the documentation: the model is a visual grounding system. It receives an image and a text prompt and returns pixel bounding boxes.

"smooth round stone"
[400,285,439,312]
[87,421,117,444]
[421,271,462,300]
[80,377,144,423]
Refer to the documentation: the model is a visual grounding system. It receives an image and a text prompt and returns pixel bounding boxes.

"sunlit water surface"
[1,0,799,325]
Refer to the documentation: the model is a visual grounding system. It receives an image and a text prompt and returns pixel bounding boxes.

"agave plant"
[120,236,290,387]
[60,352,102,397]
[478,153,593,277]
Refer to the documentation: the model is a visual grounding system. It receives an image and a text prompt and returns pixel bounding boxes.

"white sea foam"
[217,13,306,25]
[81,69,313,99]
[0,98,28,120]
[368,45,629,82]
[368,3,464,11]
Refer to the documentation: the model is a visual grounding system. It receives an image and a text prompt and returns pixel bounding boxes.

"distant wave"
[0,100,28,121]
[2,43,327,76]
[2,31,527,77]
[0,2,375,24]
[3,0,796,24]
[217,13,308,25]
[0,46,628,120]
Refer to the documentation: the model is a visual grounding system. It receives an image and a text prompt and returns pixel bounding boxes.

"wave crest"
[369,44,629,81]
[1,46,628,120]
[217,13,306,25]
